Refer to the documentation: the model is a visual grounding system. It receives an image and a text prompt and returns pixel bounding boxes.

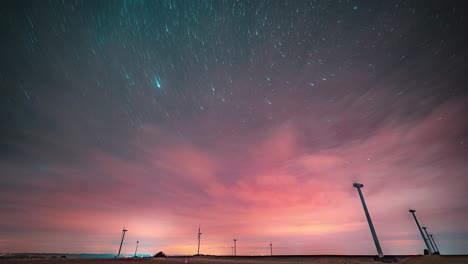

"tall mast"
[134,241,139,257]
[429,234,440,253]
[353,183,384,258]
[197,227,202,255]
[233,237,237,256]
[422,227,435,253]
[409,210,432,254]
[117,227,128,258]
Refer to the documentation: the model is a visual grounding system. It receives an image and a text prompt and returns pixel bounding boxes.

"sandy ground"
[0,255,467,264]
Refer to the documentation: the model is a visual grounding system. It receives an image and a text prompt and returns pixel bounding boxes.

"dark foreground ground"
[0,255,467,264]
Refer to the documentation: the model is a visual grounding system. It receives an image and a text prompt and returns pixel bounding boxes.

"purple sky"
[1,0,467,256]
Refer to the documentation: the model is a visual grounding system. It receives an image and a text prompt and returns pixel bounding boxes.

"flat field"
[0,255,467,264]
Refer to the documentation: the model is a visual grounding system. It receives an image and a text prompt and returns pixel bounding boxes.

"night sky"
[1,0,468,256]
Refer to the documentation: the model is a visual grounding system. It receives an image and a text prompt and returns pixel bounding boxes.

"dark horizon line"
[2,253,467,257]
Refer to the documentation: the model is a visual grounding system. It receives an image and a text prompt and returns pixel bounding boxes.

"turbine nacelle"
[353,182,364,188]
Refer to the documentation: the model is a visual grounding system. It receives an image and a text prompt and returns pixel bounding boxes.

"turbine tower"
[353,183,384,258]
[134,241,139,257]
[409,210,432,254]
[429,234,440,253]
[270,241,272,256]
[422,227,435,253]
[117,227,128,258]
[233,237,237,256]
[197,227,202,256]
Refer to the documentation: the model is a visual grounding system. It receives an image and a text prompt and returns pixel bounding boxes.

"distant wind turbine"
[197,227,202,255]
[409,209,433,254]
[429,234,440,253]
[134,241,139,257]
[233,237,237,256]
[270,241,272,256]
[117,227,128,258]
[422,227,435,253]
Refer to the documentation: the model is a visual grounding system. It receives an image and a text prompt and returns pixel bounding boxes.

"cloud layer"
[1,0,467,256]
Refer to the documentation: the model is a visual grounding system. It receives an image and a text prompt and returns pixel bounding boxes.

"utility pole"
[409,210,432,254]
[197,227,202,255]
[117,228,128,258]
[134,241,139,257]
[422,227,435,253]
[353,183,384,258]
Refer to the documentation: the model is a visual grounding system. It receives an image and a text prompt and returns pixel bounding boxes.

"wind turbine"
[134,241,139,257]
[409,209,432,254]
[269,241,272,256]
[233,237,237,256]
[197,227,202,255]
[429,234,440,253]
[117,227,128,258]
[353,183,384,258]
[422,227,435,253]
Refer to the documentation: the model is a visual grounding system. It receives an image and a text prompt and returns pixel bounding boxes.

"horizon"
[3,252,463,257]
[1,0,467,256]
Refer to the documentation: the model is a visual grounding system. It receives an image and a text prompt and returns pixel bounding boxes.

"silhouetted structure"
[353,183,384,258]
[270,242,272,256]
[422,227,435,253]
[154,251,166,258]
[409,210,432,254]
[233,237,237,256]
[197,227,202,255]
[429,234,440,253]
[134,241,139,257]
[117,228,128,258]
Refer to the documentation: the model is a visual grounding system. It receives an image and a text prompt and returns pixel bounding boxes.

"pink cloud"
[2,96,467,255]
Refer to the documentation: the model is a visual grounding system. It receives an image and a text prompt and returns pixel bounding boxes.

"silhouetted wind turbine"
[117,227,128,258]
[429,234,440,253]
[134,241,139,257]
[409,209,432,254]
[197,227,202,255]
[233,237,237,256]
[270,241,272,256]
[353,183,384,258]
[422,227,435,253]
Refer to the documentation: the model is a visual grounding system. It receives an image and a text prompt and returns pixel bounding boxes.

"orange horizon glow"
[1,1,468,256]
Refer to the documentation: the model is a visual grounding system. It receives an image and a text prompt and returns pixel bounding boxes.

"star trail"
[0,0,467,256]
